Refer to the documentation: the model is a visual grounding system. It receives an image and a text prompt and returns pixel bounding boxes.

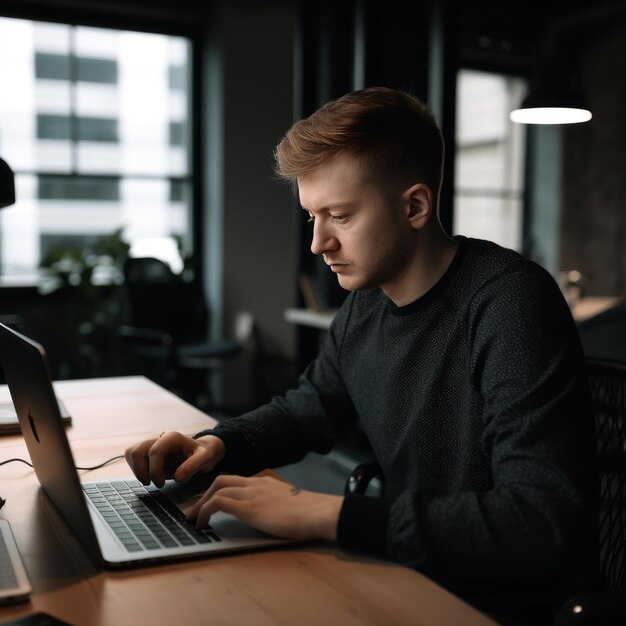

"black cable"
[75,455,125,471]
[0,454,126,471]
[0,454,126,510]
[0,457,33,468]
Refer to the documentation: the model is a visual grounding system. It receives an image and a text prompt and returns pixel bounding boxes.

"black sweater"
[199,237,598,618]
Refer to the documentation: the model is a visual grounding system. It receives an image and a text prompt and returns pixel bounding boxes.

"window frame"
[0,2,205,287]
[453,67,528,251]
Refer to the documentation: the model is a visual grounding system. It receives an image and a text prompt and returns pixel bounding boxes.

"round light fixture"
[510,106,592,124]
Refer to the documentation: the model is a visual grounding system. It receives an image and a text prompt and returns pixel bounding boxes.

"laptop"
[0,519,32,605]
[1,395,71,435]
[0,322,292,569]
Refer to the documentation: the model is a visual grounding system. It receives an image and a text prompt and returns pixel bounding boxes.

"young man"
[125,87,597,623]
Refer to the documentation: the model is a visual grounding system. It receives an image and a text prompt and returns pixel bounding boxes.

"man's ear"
[403,183,432,230]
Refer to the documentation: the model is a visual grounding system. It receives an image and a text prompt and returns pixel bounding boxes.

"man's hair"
[274,86,444,202]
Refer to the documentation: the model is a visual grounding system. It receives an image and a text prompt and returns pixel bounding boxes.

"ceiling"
[457,0,626,73]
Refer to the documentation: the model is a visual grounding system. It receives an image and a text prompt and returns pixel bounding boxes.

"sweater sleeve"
[195,295,359,476]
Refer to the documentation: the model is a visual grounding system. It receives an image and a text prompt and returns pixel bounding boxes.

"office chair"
[118,256,241,410]
[587,358,626,595]
[577,301,626,363]
[554,357,626,625]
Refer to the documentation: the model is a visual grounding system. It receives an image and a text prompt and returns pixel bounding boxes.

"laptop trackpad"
[208,511,273,539]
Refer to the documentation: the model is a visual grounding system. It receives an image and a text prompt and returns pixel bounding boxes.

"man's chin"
[336,274,365,292]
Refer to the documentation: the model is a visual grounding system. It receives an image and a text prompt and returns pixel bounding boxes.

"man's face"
[297,153,414,293]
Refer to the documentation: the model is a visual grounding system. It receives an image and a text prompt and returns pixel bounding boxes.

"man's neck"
[382,226,459,307]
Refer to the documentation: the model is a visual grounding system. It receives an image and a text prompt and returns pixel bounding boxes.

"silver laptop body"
[0,322,291,568]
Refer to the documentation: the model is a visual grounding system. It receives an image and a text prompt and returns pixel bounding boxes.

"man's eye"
[332,215,349,223]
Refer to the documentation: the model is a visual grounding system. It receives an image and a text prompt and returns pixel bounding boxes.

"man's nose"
[310,220,339,255]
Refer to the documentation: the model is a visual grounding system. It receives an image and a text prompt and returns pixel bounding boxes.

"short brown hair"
[274,87,444,202]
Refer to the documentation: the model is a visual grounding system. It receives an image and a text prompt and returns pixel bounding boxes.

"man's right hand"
[124,431,225,488]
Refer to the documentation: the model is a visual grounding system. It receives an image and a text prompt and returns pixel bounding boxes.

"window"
[0,18,192,281]
[454,69,527,251]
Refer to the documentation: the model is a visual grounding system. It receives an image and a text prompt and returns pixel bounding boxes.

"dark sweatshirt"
[198,237,598,621]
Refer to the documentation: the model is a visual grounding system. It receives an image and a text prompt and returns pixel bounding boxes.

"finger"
[148,433,180,487]
[186,475,251,519]
[173,444,218,482]
[194,494,250,529]
[124,440,157,485]
[205,474,252,497]
[187,485,253,520]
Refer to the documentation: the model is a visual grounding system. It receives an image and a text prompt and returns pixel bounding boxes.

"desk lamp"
[0,157,15,209]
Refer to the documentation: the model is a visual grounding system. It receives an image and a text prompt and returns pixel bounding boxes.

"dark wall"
[560,21,626,296]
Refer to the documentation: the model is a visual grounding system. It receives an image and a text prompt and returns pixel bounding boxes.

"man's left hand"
[186,474,343,541]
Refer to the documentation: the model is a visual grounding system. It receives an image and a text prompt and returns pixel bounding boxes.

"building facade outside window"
[0,17,192,284]
[454,69,527,251]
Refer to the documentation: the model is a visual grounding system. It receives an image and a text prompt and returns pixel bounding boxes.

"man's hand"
[124,432,225,487]
[186,474,343,542]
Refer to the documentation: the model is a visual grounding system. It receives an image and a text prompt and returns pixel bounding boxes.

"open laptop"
[0,322,292,569]
[0,519,32,605]
[1,394,71,435]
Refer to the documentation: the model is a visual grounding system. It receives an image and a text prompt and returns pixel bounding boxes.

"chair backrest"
[587,358,626,594]
[122,256,207,342]
[122,257,178,331]
[578,303,626,362]
[124,256,176,287]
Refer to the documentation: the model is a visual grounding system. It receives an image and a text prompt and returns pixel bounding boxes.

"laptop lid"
[0,322,292,569]
[0,322,103,564]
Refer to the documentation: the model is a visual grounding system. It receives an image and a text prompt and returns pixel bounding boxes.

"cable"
[0,457,33,468]
[0,454,126,510]
[76,455,125,471]
[0,454,125,471]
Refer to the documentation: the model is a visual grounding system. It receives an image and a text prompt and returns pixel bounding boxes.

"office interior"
[0,0,624,447]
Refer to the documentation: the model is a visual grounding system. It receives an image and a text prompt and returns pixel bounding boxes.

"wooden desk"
[571,296,622,322]
[0,376,497,626]
[284,307,336,330]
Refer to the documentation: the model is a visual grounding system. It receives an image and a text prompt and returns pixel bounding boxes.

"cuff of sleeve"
[192,426,249,472]
[193,425,247,449]
[337,494,393,559]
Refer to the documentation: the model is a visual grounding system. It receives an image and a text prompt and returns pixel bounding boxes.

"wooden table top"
[0,376,497,626]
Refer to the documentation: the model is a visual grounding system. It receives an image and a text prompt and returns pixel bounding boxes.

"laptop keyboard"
[82,479,221,552]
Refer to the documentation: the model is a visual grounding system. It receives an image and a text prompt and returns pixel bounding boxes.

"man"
[125,87,597,623]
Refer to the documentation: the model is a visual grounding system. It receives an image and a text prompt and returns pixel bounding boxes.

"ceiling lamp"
[510,85,592,125]
[509,5,599,126]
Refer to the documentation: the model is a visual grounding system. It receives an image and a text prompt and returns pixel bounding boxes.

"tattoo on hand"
[290,486,301,496]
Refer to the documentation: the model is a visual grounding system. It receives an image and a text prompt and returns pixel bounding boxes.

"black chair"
[577,301,626,363]
[587,358,626,594]
[118,256,241,410]
[345,358,626,624]
[554,357,626,624]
